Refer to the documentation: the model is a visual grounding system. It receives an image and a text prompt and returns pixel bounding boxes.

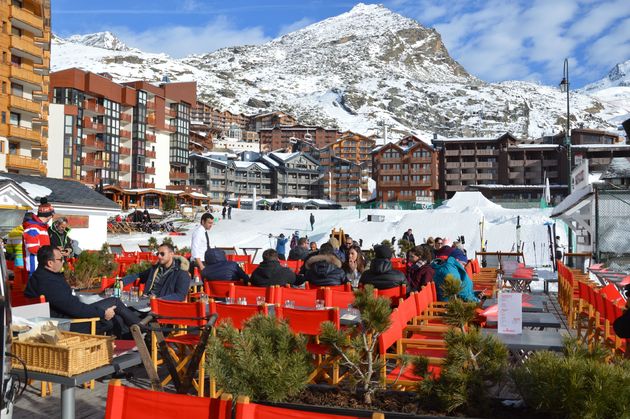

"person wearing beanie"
[22,198,54,276]
[359,244,407,290]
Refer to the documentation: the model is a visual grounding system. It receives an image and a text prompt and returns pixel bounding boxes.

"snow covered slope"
[580,59,630,125]
[52,3,626,141]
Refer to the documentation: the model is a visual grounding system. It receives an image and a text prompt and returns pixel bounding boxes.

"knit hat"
[449,247,468,264]
[37,197,54,218]
[374,244,392,260]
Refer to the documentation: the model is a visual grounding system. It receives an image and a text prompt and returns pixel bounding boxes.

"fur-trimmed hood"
[174,255,190,272]
[305,253,342,269]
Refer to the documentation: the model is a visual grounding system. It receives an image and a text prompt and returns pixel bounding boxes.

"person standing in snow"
[227,205,232,220]
[402,229,416,246]
[310,213,315,231]
[221,206,227,220]
[272,233,289,260]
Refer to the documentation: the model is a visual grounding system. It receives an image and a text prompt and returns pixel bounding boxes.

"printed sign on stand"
[498,292,522,334]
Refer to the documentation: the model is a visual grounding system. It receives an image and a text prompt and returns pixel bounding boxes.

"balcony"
[476,161,494,168]
[83,100,105,114]
[81,135,103,151]
[477,173,495,180]
[163,124,176,133]
[461,173,476,180]
[10,95,41,115]
[119,146,131,155]
[6,154,45,174]
[81,156,105,169]
[33,64,48,76]
[10,6,44,37]
[165,107,177,118]
[476,149,497,156]
[83,118,105,133]
[444,149,459,156]
[118,163,130,173]
[83,173,101,185]
[120,129,131,138]
[10,37,43,64]
[10,65,42,87]
[460,149,475,156]
[445,174,460,180]
[145,150,156,159]
[118,181,130,188]
[144,182,155,188]
[145,133,156,143]
[31,89,47,102]
[145,166,156,175]
[8,125,41,143]
[169,171,188,180]
[147,114,156,126]
[120,112,132,123]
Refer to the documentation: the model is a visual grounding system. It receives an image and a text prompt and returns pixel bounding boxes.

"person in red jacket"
[23,198,54,276]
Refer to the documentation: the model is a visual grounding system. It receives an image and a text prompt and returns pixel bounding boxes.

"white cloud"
[277,17,314,37]
[387,0,630,86]
[111,16,271,58]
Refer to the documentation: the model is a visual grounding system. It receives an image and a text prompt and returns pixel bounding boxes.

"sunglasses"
[157,251,169,256]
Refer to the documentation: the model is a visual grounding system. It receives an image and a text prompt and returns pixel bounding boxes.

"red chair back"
[233,285,275,305]
[105,379,232,419]
[304,282,351,291]
[324,289,355,308]
[243,263,259,276]
[275,287,320,308]
[234,396,373,419]
[378,309,402,356]
[376,285,407,307]
[11,267,28,290]
[209,299,268,330]
[150,298,207,327]
[10,290,44,307]
[396,294,418,327]
[204,281,237,299]
[281,260,303,273]
[226,254,253,264]
[414,286,433,315]
[277,306,340,336]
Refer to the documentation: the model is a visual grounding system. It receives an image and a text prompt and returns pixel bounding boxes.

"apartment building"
[0,0,50,175]
[258,125,341,152]
[262,152,321,199]
[48,68,195,189]
[320,132,375,204]
[371,135,439,203]
[248,111,297,132]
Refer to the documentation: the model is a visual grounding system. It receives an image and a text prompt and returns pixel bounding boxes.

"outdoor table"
[535,269,558,294]
[504,273,538,292]
[12,352,141,419]
[481,329,565,352]
[484,312,561,329]
[482,294,548,313]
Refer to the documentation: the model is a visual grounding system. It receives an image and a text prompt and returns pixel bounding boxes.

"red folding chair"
[375,284,407,308]
[242,263,259,276]
[204,281,237,299]
[105,379,232,419]
[276,287,320,308]
[226,254,253,264]
[305,282,351,291]
[209,299,268,330]
[235,395,384,419]
[233,285,275,305]
[323,288,355,309]
[277,306,341,383]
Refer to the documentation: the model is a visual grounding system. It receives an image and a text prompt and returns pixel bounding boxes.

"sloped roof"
[0,173,120,210]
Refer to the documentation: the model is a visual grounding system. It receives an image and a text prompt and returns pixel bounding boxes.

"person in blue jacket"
[430,246,479,303]
[273,233,289,260]
[201,248,249,282]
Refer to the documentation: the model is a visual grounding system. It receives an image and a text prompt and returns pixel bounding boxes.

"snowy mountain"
[579,60,630,126]
[51,3,628,140]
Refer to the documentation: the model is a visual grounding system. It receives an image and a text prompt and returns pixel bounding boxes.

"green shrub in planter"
[512,338,630,419]
[64,244,117,289]
[124,260,153,276]
[206,314,311,403]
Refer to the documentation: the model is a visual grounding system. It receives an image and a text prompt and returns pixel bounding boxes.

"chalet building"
[320,132,375,204]
[0,0,51,176]
[48,68,196,190]
[248,111,297,132]
[258,125,341,152]
[261,152,321,199]
[371,136,439,203]
[192,101,249,132]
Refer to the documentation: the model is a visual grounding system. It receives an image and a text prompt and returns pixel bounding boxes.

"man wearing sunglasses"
[121,243,190,302]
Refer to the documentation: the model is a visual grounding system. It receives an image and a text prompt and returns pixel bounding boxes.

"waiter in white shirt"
[191,212,215,272]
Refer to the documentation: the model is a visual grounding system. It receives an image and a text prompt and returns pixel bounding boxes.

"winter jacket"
[402,232,416,246]
[49,225,73,255]
[201,248,249,282]
[407,263,434,292]
[276,237,289,257]
[25,266,106,320]
[288,246,310,261]
[6,225,24,267]
[299,254,347,287]
[430,256,479,303]
[122,256,191,301]
[359,258,407,290]
[22,213,51,275]
[249,259,296,287]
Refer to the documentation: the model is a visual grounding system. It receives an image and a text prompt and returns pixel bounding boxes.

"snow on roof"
[270,152,299,161]
[433,137,501,142]
[261,155,279,167]
[601,157,630,179]
[551,184,593,217]
[572,143,630,149]
[16,182,52,199]
[232,161,270,171]
[471,184,565,189]
[514,144,560,149]
[442,191,503,210]
[189,192,208,198]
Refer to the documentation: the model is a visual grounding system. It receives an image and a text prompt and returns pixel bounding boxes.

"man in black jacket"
[24,246,141,337]
[121,243,190,301]
[298,243,347,287]
[48,217,73,257]
[359,245,407,290]
[288,237,310,261]
[249,249,296,287]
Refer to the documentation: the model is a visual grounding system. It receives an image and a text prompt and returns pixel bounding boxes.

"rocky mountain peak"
[66,31,133,52]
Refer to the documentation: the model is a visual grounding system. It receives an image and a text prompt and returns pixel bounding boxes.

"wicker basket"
[12,331,114,376]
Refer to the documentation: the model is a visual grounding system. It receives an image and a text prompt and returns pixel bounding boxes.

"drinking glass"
[256,296,266,306]
[315,299,325,310]
[122,290,130,303]
[104,288,113,298]
[225,297,234,304]
[130,287,139,302]
[284,300,294,308]
[238,297,247,305]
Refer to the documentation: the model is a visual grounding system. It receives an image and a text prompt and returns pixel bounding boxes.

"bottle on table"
[113,276,122,298]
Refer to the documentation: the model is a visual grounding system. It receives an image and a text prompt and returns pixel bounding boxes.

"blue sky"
[53,0,630,88]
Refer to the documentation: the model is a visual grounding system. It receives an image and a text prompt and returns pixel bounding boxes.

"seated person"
[430,247,479,303]
[24,246,141,338]
[359,245,407,290]
[249,249,296,287]
[406,244,435,292]
[298,243,347,287]
[287,237,310,261]
[201,248,249,282]
[121,243,190,302]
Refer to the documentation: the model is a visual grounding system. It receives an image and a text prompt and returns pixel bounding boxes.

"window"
[1,112,5,124]
[8,142,18,155]
[10,55,20,66]
[11,27,21,37]
[10,112,20,125]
